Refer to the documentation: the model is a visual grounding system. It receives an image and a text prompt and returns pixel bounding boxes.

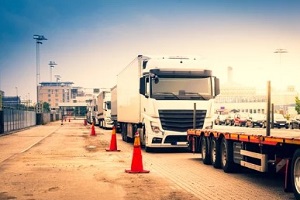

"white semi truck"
[110,85,121,132]
[86,98,97,125]
[96,89,114,129]
[117,55,220,152]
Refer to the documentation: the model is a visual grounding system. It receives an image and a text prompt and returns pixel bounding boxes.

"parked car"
[224,113,235,126]
[289,115,300,129]
[245,113,265,128]
[233,113,249,127]
[263,113,289,129]
[214,114,227,125]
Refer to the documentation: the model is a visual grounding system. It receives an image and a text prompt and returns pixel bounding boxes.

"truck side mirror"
[139,77,146,95]
[214,78,220,96]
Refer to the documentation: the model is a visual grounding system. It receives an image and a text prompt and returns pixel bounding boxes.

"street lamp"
[33,34,47,104]
[49,61,57,82]
[274,48,288,66]
[15,86,18,97]
[33,35,47,113]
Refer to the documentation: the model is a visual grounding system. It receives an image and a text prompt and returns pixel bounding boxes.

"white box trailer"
[96,89,113,129]
[117,55,220,152]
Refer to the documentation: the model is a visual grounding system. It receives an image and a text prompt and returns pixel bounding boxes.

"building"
[215,82,266,114]
[2,96,21,109]
[215,67,299,116]
[58,87,100,119]
[37,81,74,111]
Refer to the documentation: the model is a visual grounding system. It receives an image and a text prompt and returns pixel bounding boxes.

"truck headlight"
[150,122,162,134]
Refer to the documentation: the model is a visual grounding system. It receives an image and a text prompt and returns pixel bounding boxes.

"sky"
[1,0,300,103]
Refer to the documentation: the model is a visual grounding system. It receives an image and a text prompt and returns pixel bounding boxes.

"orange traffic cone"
[125,132,149,173]
[106,126,120,152]
[90,122,96,136]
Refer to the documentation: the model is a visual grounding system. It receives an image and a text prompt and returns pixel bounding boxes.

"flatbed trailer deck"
[187,128,300,200]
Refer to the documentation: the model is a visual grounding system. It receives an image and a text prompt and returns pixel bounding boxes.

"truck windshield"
[151,77,213,100]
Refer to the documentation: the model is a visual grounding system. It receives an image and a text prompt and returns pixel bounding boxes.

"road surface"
[0,121,295,200]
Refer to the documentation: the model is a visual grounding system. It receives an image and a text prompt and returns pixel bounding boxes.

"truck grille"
[158,109,207,132]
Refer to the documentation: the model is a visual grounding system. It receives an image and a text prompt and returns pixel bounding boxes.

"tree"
[295,96,300,114]
[43,102,51,113]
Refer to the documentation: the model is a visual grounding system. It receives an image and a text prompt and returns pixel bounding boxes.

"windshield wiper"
[153,92,180,100]
[185,92,206,100]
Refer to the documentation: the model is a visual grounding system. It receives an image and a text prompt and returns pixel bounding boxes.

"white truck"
[110,85,121,132]
[96,89,114,129]
[117,55,220,152]
[86,98,97,125]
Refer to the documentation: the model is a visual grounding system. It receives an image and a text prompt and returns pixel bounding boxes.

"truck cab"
[136,56,220,151]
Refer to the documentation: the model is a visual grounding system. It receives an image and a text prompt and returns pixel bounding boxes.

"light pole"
[274,48,288,66]
[49,61,57,82]
[33,35,47,113]
[28,93,31,107]
[15,86,18,97]
[15,86,18,109]
[33,34,47,104]
[274,48,288,89]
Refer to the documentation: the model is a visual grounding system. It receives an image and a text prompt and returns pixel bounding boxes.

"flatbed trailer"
[187,128,300,199]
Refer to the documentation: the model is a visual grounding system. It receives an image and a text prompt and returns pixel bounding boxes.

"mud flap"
[284,159,293,192]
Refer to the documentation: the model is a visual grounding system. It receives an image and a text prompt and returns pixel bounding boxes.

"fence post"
[0,111,3,134]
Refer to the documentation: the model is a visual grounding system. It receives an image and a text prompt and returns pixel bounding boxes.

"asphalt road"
[0,121,296,200]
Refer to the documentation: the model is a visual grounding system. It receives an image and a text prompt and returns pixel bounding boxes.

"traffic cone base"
[125,132,149,174]
[106,126,120,152]
[106,149,121,152]
[125,169,150,173]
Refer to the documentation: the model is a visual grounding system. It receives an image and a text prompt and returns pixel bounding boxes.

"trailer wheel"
[220,137,235,173]
[201,136,211,165]
[210,137,221,168]
[291,149,300,200]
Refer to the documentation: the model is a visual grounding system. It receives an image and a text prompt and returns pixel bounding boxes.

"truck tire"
[220,137,235,173]
[121,123,129,142]
[201,136,211,165]
[210,137,221,168]
[291,149,300,200]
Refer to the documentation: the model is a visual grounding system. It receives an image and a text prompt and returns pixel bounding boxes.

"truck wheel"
[291,149,300,200]
[121,123,128,142]
[290,124,294,129]
[210,137,221,168]
[201,136,211,165]
[220,137,235,173]
[249,122,253,128]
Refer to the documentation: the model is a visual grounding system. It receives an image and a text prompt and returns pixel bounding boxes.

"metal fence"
[1,108,36,134]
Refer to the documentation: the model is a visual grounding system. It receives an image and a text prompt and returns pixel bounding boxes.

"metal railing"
[1,108,36,134]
